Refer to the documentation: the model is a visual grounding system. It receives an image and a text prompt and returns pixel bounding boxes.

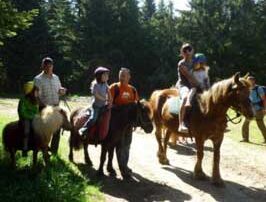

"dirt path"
[1,98,266,202]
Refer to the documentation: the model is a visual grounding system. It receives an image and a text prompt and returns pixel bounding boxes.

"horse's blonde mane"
[33,106,65,145]
[199,76,251,115]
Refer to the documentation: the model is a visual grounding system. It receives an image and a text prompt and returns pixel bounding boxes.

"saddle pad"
[73,108,111,141]
[98,109,111,141]
[166,96,181,115]
[74,109,90,129]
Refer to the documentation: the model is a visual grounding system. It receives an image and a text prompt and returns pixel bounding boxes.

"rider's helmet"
[194,53,207,63]
[23,81,34,95]
[94,66,110,76]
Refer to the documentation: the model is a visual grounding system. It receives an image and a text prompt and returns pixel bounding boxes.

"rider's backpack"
[254,85,266,107]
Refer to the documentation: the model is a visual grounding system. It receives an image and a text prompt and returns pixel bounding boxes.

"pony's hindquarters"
[2,121,20,152]
[69,108,84,151]
[149,88,179,165]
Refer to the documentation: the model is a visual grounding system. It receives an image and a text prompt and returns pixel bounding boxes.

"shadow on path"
[163,166,266,202]
[76,163,192,202]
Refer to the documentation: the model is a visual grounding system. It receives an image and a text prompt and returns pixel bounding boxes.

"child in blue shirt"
[79,67,112,138]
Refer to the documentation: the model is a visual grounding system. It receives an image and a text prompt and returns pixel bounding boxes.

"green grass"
[226,109,266,144]
[0,114,104,202]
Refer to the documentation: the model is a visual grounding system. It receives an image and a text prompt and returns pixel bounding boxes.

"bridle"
[134,103,151,128]
[226,107,242,124]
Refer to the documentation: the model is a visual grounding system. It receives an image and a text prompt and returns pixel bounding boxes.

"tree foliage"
[0,0,265,95]
[0,0,38,45]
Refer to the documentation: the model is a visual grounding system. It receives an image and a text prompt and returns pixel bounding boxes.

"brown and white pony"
[2,106,71,167]
[149,73,253,186]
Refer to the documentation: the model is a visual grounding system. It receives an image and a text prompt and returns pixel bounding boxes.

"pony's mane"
[33,106,66,145]
[199,76,251,115]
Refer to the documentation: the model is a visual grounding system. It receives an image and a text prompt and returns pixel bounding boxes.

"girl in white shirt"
[185,53,210,107]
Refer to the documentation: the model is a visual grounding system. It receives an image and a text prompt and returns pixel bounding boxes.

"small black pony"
[69,100,153,177]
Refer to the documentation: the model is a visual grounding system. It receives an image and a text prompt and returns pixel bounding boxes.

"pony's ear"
[230,72,241,90]
[233,72,240,84]
[243,72,249,79]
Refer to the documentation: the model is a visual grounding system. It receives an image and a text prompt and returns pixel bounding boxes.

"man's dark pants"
[116,126,133,176]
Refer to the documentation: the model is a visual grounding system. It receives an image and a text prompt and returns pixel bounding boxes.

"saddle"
[74,107,111,143]
[166,95,197,130]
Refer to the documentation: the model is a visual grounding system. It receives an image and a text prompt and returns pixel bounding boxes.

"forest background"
[1,0,265,96]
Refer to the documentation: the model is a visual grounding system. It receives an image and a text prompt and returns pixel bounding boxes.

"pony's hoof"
[107,166,116,176]
[68,155,74,162]
[108,170,117,177]
[194,172,208,180]
[86,160,93,167]
[159,158,169,165]
[122,172,132,180]
[212,178,225,187]
[168,142,177,148]
[97,170,104,177]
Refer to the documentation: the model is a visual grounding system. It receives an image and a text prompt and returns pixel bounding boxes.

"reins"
[60,95,72,112]
[226,108,242,124]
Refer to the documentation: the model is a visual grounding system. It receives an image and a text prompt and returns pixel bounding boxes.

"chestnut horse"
[149,73,253,186]
[2,106,71,167]
[69,100,153,177]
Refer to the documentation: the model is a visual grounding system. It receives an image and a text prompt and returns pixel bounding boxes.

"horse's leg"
[68,133,74,162]
[155,126,166,164]
[107,147,116,176]
[10,149,16,168]
[33,150,38,167]
[169,132,177,146]
[83,142,92,166]
[162,129,171,165]
[42,148,50,167]
[212,136,225,187]
[194,137,207,180]
[97,145,107,176]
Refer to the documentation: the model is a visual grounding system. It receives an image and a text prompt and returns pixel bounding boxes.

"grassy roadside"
[0,113,104,202]
[226,109,266,144]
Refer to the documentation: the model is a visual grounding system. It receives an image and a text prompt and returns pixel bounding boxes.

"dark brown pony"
[149,73,253,186]
[2,106,71,167]
[69,100,153,177]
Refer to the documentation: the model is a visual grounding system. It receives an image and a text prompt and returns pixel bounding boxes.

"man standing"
[109,68,139,178]
[34,57,66,154]
[241,76,266,143]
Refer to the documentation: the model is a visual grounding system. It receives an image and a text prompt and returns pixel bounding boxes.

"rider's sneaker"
[78,128,88,140]
[178,124,189,133]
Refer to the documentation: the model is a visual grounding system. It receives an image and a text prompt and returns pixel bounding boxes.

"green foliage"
[178,0,265,81]
[0,0,38,45]
[142,0,156,20]
[0,0,266,95]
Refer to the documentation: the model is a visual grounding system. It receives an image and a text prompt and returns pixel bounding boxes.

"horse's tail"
[69,109,83,150]
[157,93,168,120]
[150,88,179,121]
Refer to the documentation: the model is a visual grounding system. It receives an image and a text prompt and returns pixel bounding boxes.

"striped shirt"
[34,72,62,106]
